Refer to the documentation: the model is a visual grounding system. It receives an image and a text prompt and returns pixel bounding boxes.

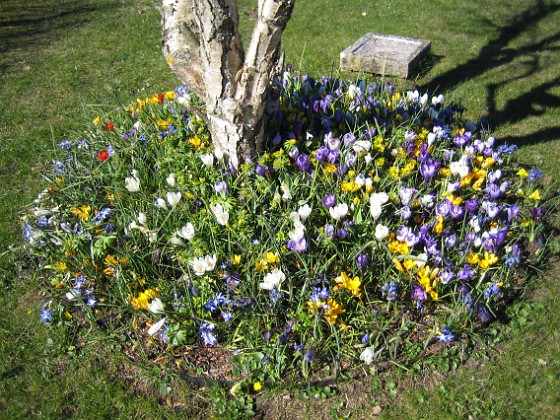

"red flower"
[103,121,115,131]
[158,93,165,103]
[97,150,110,161]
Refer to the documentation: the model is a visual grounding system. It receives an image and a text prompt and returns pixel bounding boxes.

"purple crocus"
[322,193,336,208]
[420,158,441,182]
[296,154,311,172]
[357,253,369,268]
[410,285,426,302]
[465,197,479,213]
[287,236,308,253]
[528,207,544,222]
[457,264,476,280]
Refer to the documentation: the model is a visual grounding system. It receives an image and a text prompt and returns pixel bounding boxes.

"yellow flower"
[466,252,479,265]
[333,272,361,298]
[55,261,67,271]
[92,116,101,125]
[71,205,91,220]
[341,180,360,192]
[439,167,451,178]
[433,216,444,234]
[479,252,498,269]
[324,296,345,325]
[253,382,262,392]
[388,166,399,180]
[231,255,242,266]
[156,118,172,129]
[323,164,337,175]
[417,266,439,300]
[517,168,529,179]
[528,189,541,201]
[266,252,280,264]
[130,289,157,310]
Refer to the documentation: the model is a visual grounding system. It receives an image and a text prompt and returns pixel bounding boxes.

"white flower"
[432,94,445,106]
[138,212,147,226]
[370,204,382,220]
[148,298,165,314]
[259,268,286,290]
[200,153,214,167]
[170,236,185,246]
[177,222,195,241]
[329,203,348,221]
[148,317,166,335]
[65,289,80,301]
[166,173,176,187]
[360,347,376,365]
[124,170,140,192]
[352,140,372,153]
[375,224,389,240]
[288,222,306,241]
[370,192,389,207]
[205,254,217,272]
[449,161,470,178]
[210,203,229,226]
[214,147,224,161]
[281,183,292,200]
[166,191,181,207]
[298,204,312,221]
[364,154,373,165]
[156,197,168,209]
[415,253,428,268]
[190,257,207,276]
[354,174,366,187]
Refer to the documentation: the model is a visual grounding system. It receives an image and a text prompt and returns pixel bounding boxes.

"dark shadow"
[420,0,560,147]
[0,0,120,72]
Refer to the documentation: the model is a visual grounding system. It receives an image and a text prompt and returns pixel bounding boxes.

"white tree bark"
[161,0,295,168]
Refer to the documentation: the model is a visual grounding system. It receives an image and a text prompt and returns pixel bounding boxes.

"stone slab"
[340,33,431,78]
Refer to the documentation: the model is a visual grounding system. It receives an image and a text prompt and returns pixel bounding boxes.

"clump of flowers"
[23,73,553,380]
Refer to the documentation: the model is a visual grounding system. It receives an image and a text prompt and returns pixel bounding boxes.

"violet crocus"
[450,205,464,219]
[296,154,311,172]
[465,197,479,213]
[528,207,544,222]
[357,253,369,268]
[453,131,472,147]
[435,200,452,217]
[457,264,476,280]
[255,164,268,176]
[322,193,336,208]
[411,285,426,302]
[315,146,330,162]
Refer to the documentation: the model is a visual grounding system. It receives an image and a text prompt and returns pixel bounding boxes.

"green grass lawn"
[1,0,559,417]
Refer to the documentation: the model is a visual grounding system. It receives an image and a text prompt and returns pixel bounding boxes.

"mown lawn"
[1,0,558,417]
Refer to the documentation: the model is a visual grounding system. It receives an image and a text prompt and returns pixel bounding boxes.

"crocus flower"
[296,154,311,172]
[124,170,140,192]
[177,222,195,241]
[148,298,165,314]
[322,193,336,208]
[360,346,376,365]
[210,203,229,225]
[148,317,166,335]
[200,153,214,167]
[166,192,181,207]
[375,224,389,240]
[329,203,348,221]
[260,268,286,290]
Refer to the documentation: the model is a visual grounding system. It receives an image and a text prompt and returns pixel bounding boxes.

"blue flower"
[484,282,502,299]
[40,308,53,324]
[199,321,218,346]
[436,327,456,343]
[380,281,398,301]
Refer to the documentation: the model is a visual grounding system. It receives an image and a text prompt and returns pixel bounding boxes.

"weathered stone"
[340,33,431,78]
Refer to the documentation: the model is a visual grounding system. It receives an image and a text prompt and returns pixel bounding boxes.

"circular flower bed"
[24,70,551,382]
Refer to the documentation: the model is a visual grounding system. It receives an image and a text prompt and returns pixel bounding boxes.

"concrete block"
[340,33,431,78]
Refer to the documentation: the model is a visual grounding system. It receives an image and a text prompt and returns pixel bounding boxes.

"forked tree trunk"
[161,0,295,168]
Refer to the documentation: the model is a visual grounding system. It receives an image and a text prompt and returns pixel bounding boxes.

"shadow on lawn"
[0,0,119,73]
[421,0,560,147]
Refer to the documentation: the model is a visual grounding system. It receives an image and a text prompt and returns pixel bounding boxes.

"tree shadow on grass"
[420,0,560,147]
[0,0,120,73]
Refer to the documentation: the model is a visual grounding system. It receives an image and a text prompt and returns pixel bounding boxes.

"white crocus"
[281,182,292,200]
[415,253,428,268]
[259,268,286,291]
[360,346,377,365]
[210,203,229,226]
[148,298,165,314]
[156,197,168,209]
[352,140,372,153]
[190,257,207,276]
[166,192,181,207]
[148,317,166,336]
[138,212,147,226]
[370,192,389,207]
[166,173,176,187]
[177,222,195,241]
[297,204,312,221]
[375,224,389,241]
[214,147,224,161]
[200,153,214,167]
[205,254,217,272]
[370,204,382,220]
[124,170,140,192]
[329,203,348,221]
[449,161,470,178]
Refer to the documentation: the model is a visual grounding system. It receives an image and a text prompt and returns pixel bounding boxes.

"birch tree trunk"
[161,0,295,168]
